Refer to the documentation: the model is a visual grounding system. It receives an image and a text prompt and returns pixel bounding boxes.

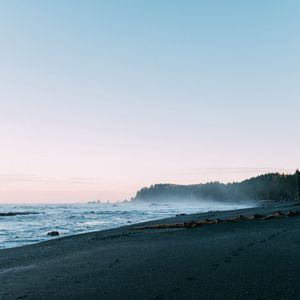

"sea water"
[0,201,253,249]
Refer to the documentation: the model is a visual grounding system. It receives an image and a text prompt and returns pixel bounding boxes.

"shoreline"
[1,201,300,299]
[0,201,255,250]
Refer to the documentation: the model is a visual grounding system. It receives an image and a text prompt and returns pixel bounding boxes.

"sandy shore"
[1,202,300,299]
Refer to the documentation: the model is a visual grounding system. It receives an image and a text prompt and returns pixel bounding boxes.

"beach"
[1,202,300,299]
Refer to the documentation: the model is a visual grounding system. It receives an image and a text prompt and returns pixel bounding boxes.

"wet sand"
[1,202,300,299]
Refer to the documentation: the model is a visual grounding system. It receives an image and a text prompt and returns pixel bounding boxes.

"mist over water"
[0,201,255,249]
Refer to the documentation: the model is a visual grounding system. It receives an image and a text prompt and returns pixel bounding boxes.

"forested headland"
[132,171,300,203]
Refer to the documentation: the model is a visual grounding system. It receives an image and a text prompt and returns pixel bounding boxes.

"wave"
[0,202,254,249]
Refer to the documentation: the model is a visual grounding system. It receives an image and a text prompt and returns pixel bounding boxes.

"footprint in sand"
[17,295,28,299]
[224,258,232,263]
[108,258,120,268]
[214,246,246,269]
[186,276,197,281]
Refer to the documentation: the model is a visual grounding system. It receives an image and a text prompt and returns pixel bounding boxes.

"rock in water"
[47,231,59,236]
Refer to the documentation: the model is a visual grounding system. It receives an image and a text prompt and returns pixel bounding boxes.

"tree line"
[132,170,300,203]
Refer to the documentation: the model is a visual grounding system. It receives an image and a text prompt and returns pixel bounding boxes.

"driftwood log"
[133,210,300,230]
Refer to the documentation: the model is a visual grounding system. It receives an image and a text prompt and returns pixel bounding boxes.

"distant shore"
[1,201,300,299]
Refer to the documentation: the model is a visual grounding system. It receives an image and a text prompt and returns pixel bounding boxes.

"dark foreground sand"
[1,202,300,300]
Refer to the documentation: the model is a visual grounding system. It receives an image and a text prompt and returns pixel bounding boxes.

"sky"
[0,0,299,203]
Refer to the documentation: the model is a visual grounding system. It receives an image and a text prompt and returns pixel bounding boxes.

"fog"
[126,197,257,214]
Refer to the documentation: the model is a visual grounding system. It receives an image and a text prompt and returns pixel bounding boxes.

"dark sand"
[1,202,300,299]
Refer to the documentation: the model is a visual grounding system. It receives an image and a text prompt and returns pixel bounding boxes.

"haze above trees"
[132,171,300,203]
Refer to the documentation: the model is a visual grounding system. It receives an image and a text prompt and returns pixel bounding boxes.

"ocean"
[0,201,253,249]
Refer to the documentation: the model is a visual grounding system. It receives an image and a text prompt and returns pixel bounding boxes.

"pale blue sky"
[0,1,299,202]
